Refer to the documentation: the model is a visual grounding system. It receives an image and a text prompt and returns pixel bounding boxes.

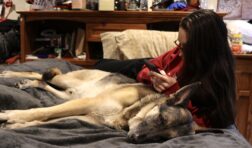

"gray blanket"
[0,59,251,148]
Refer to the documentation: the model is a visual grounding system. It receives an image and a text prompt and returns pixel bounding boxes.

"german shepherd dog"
[0,68,201,143]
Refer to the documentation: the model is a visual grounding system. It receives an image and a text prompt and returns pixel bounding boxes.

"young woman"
[95,9,236,129]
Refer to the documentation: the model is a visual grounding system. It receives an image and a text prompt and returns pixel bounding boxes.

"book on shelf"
[69,30,77,57]
[66,27,85,58]
[75,27,85,57]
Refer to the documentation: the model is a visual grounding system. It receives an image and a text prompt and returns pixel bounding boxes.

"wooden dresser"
[235,54,252,144]
[17,10,226,67]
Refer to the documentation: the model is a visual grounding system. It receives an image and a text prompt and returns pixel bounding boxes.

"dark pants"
[94,58,151,79]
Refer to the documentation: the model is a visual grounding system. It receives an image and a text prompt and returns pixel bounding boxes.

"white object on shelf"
[147,0,153,11]
[26,55,39,60]
[207,0,218,11]
[199,0,218,11]
[72,0,86,10]
[76,53,87,60]
[99,0,114,11]
[199,0,207,9]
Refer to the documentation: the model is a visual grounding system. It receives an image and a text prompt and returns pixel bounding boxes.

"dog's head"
[127,82,201,143]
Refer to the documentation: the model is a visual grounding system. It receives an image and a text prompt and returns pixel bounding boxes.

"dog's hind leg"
[0,71,42,80]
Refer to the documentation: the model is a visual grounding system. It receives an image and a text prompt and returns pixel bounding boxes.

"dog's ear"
[169,82,201,106]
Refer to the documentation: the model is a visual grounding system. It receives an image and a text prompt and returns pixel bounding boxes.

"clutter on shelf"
[25,0,202,11]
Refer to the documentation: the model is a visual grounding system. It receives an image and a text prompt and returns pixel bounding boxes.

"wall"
[217,0,252,20]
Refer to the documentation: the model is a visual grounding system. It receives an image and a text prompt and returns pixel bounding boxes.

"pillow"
[101,29,178,60]
[100,31,123,60]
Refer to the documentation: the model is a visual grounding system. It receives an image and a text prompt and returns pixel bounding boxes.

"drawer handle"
[238,90,250,97]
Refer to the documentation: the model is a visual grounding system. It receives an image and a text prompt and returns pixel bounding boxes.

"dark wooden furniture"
[18,11,252,144]
[235,54,252,145]
[18,10,226,66]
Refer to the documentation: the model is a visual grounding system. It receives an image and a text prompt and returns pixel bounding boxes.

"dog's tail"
[42,67,62,82]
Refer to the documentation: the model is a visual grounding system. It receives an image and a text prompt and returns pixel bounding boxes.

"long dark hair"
[178,9,236,128]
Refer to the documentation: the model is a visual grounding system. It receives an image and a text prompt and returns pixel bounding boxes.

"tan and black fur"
[0,68,201,143]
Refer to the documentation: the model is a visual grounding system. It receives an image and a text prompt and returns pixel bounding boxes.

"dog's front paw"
[15,79,43,89]
[0,110,27,125]
[15,79,33,89]
[0,109,41,128]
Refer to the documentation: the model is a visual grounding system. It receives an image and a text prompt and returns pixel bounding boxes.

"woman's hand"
[148,70,177,93]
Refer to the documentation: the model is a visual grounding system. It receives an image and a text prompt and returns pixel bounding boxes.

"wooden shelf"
[17,10,227,67]
[18,10,227,23]
[18,10,196,67]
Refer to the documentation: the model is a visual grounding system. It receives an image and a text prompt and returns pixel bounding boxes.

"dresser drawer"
[235,55,252,145]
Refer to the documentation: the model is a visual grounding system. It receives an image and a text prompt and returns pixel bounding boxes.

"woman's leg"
[94,58,150,79]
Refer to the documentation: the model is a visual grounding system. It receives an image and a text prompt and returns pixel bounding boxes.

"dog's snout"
[127,133,138,143]
[0,118,7,124]
[127,133,146,143]
[0,114,8,128]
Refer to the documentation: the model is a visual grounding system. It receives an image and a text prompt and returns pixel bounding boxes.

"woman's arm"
[137,48,181,95]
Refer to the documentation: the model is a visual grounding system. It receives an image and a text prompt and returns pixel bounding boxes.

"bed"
[0,29,251,147]
[0,59,251,148]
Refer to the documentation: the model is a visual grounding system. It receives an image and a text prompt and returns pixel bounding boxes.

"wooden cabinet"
[235,54,252,144]
[18,10,226,67]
